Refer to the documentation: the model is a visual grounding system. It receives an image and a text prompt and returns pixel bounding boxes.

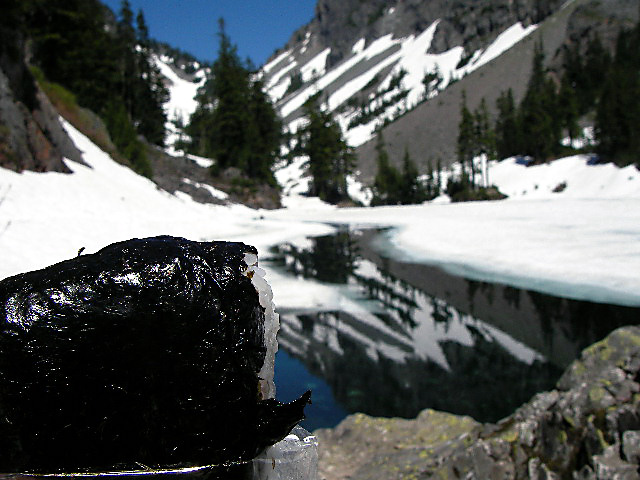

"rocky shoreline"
[314,326,640,480]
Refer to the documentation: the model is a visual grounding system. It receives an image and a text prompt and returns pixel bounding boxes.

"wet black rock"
[0,236,309,474]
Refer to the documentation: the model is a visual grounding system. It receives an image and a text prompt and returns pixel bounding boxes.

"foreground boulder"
[315,326,640,479]
[0,236,309,475]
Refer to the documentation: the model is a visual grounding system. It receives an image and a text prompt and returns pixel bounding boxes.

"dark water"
[267,228,640,430]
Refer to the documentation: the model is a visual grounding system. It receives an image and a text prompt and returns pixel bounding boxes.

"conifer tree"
[518,41,561,162]
[102,100,151,177]
[245,77,282,184]
[557,75,580,144]
[457,91,475,187]
[424,161,436,200]
[400,147,426,204]
[473,99,496,187]
[28,0,121,114]
[596,22,640,166]
[131,9,169,146]
[371,133,402,206]
[474,99,496,160]
[184,19,281,183]
[561,35,610,119]
[208,19,253,171]
[26,0,168,174]
[435,159,443,197]
[299,96,354,203]
[495,89,521,159]
[581,36,611,113]
[117,1,137,114]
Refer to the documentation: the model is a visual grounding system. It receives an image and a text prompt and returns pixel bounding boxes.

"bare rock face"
[0,25,82,174]
[0,67,86,173]
[278,0,565,69]
[316,326,640,480]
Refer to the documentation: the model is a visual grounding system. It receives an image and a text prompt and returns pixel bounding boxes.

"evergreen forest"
[179,20,282,187]
[370,134,441,206]
[487,23,640,169]
[294,95,355,204]
[17,0,170,177]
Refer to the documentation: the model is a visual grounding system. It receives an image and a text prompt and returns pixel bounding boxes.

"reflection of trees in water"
[527,290,639,349]
[353,270,419,330]
[271,228,640,424]
[279,310,562,423]
[467,279,495,307]
[270,231,358,283]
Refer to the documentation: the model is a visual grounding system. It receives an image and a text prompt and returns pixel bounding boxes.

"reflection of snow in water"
[275,250,545,372]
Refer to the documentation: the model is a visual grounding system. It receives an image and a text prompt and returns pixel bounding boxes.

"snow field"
[490,155,640,199]
[0,120,326,283]
[267,195,640,307]
[153,56,205,152]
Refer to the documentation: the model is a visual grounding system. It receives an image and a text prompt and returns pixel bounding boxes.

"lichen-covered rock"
[316,326,640,480]
[314,409,481,480]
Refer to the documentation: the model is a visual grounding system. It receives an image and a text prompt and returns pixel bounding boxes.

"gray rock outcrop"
[279,0,565,69]
[315,326,640,479]
[353,0,639,180]
[0,23,82,173]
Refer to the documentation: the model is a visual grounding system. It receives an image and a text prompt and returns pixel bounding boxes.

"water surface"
[267,228,640,428]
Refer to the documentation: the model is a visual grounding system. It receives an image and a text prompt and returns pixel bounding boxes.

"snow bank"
[1,119,639,312]
[490,155,640,199]
[268,196,640,307]
[458,22,538,76]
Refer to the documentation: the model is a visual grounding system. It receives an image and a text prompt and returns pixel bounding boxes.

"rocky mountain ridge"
[280,0,562,67]
[262,0,639,184]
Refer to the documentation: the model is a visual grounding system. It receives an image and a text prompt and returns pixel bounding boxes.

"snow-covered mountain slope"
[260,0,565,157]
[153,55,207,153]
[262,0,637,183]
[265,20,537,149]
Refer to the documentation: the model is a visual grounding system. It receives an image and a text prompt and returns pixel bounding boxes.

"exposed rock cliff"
[315,326,640,479]
[353,0,639,181]
[0,20,82,173]
[280,0,564,69]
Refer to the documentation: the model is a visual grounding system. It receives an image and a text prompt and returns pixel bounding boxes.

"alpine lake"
[265,227,640,432]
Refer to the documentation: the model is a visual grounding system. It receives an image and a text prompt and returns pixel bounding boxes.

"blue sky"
[101,0,317,66]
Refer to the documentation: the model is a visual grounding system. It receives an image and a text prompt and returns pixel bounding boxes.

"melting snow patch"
[262,50,293,74]
[352,38,366,54]
[300,48,331,82]
[459,22,538,75]
[185,154,214,169]
[181,178,229,200]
